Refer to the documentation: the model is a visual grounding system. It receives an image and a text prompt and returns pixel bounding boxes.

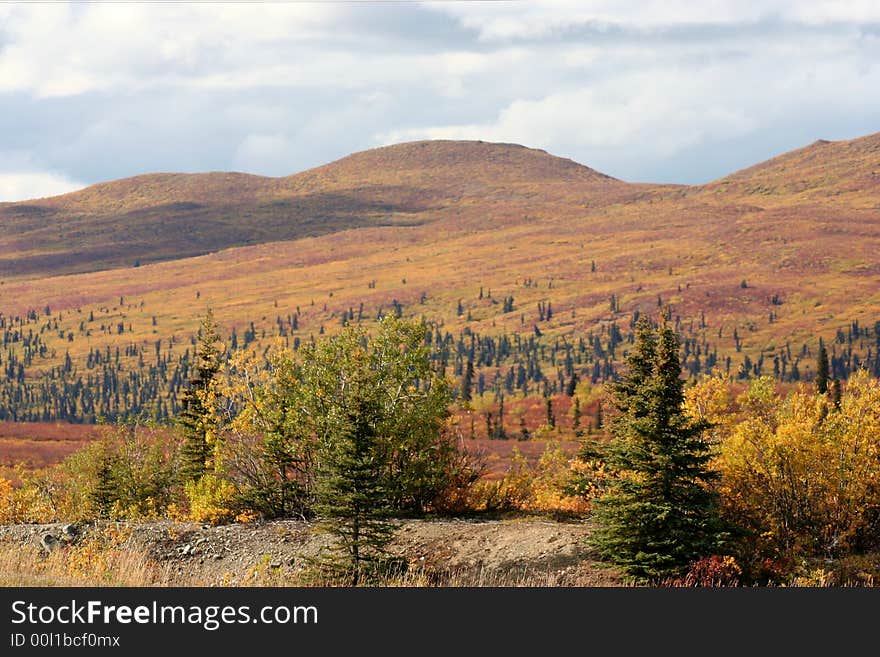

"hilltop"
[0,141,633,280]
[699,132,880,203]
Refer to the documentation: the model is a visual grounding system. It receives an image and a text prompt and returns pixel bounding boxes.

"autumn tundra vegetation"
[2,310,880,586]
[2,136,880,586]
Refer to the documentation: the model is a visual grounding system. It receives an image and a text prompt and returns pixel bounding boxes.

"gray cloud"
[0,2,878,200]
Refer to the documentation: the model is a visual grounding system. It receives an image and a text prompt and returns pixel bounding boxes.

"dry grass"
[0,541,185,587]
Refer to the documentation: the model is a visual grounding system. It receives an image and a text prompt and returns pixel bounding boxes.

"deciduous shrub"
[717,371,880,576]
[184,474,238,525]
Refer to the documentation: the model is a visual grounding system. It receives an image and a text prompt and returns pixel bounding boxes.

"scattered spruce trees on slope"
[590,316,724,581]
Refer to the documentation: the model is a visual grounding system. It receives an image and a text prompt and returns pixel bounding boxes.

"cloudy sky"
[1,1,878,201]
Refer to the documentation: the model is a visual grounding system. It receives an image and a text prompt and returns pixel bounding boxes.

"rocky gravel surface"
[0,517,621,586]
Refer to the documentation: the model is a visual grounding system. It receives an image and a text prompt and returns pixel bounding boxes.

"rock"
[40,533,61,553]
[269,560,282,569]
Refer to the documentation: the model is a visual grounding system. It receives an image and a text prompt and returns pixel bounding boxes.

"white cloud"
[380,58,765,164]
[0,1,878,185]
[428,1,880,40]
[0,3,343,98]
[378,32,880,180]
[0,172,85,202]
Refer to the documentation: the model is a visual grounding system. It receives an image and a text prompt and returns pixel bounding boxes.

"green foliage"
[59,423,181,521]
[218,346,315,519]
[460,358,474,403]
[295,316,454,583]
[590,317,724,581]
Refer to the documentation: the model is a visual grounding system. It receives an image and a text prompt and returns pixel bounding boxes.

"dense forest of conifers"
[1,299,879,424]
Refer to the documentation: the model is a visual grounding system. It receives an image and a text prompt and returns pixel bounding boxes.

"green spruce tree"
[816,339,830,395]
[590,317,723,581]
[572,396,582,437]
[312,390,395,585]
[460,359,475,403]
[178,309,222,483]
[89,450,119,518]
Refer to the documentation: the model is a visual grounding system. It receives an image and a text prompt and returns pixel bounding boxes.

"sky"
[0,1,878,201]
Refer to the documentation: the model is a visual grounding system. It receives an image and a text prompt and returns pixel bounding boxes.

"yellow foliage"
[717,370,880,560]
[0,479,13,523]
[184,474,238,525]
[567,456,612,505]
[234,510,261,524]
[469,444,588,514]
[0,473,58,524]
[469,448,534,512]
[531,442,589,514]
[109,497,163,521]
[684,373,735,429]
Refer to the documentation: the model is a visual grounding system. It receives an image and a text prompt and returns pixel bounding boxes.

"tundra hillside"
[0,136,878,429]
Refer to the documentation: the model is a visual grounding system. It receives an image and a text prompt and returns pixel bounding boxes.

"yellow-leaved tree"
[717,371,880,574]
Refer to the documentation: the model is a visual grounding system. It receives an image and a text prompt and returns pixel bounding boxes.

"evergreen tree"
[90,451,119,518]
[566,373,579,397]
[313,391,395,585]
[816,339,830,394]
[495,395,506,439]
[460,358,474,403]
[178,309,222,483]
[590,317,723,581]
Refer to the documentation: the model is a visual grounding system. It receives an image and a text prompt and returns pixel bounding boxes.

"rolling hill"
[0,133,879,429]
[0,141,632,280]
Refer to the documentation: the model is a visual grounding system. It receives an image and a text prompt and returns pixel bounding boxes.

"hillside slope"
[0,134,879,426]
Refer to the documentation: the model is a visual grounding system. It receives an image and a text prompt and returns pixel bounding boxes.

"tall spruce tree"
[590,316,723,581]
[460,358,475,403]
[816,339,830,394]
[178,309,222,483]
[312,386,395,586]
